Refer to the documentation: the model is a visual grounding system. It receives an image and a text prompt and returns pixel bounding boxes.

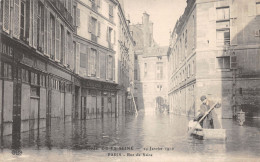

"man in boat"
[194,95,221,129]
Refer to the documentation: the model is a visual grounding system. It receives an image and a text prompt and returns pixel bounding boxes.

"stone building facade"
[168,0,260,118]
[0,0,134,139]
[131,13,168,113]
[0,0,76,137]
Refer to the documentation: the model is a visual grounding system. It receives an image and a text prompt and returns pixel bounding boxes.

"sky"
[124,0,187,46]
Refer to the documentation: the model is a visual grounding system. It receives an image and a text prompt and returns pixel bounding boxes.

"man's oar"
[188,103,218,136]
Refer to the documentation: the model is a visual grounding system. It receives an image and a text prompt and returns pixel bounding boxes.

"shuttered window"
[60,25,65,64]
[55,20,61,61]
[96,51,100,78]
[37,2,44,51]
[33,0,38,48]
[13,0,20,39]
[3,0,10,33]
[50,14,55,59]
[76,8,80,27]
[20,1,26,40]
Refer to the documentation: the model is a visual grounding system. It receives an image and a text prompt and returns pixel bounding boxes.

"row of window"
[87,16,116,45]
[143,62,164,80]
[50,78,72,92]
[171,60,195,88]
[3,0,75,67]
[80,46,114,80]
[0,61,48,87]
[89,0,114,22]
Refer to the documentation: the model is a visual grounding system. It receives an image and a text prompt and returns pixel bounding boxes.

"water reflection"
[1,113,260,158]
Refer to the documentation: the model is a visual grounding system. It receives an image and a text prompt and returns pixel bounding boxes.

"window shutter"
[44,7,48,55]
[25,0,31,42]
[230,55,237,69]
[76,42,80,74]
[88,16,92,33]
[64,28,67,65]
[55,20,60,61]
[112,56,115,81]
[96,51,100,78]
[76,8,80,27]
[70,34,74,69]
[29,0,33,46]
[106,27,109,42]
[114,30,116,45]
[88,47,91,76]
[106,55,108,80]
[33,0,38,48]
[13,0,20,39]
[3,0,10,34]
[97,21,101,37]
[47,12,51,56]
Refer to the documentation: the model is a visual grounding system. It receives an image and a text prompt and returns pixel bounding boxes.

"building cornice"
[74,34,116,54]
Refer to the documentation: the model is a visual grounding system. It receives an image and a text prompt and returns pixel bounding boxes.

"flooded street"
[0,113,260,161]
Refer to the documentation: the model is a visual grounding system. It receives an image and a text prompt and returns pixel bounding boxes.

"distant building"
[168,0,260,118]
[131,13,168,113]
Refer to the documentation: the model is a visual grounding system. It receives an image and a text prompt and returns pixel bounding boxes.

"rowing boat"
[188,120,226,140]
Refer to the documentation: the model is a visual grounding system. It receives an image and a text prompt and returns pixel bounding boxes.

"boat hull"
[191,129,227,140]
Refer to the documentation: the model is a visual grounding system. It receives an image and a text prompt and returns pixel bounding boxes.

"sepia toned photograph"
[0,0,260,161]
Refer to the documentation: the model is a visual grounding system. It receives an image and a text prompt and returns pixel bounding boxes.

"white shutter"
[76,42,80,74]
[33,0,38,48]
[112,56,115,81]
[88,48,91,76]
[114,30,116,45]
[88,16,92,33]
[47,11,51,56]
[106,55,108,80]
[96,51,100,78]
[13,0,20,39]
[44,7,48,55]
[55,19,60,61]
[3,0,10,34]
[76,8,80,27]
[64,28,67,65]
[97,21,101,37]
[29,0,33,46]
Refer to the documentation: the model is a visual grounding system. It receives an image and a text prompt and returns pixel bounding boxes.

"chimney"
[142,12,150,25]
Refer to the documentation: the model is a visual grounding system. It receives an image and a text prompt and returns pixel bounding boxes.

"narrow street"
[0,112,259,161]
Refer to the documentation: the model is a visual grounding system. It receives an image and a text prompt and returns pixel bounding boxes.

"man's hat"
[200,95,207,101]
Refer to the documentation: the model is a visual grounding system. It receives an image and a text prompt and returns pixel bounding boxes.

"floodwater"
[0,112,260,162]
